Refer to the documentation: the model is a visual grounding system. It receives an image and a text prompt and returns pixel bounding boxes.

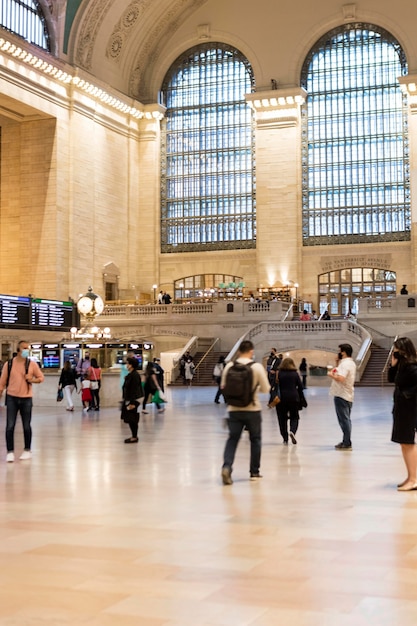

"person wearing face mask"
[0,340,44,462]
[327,343,356,450]
[121,357,144,443]
[388,337,417,491]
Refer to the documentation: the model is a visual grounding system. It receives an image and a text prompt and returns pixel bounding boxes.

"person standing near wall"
[0,340,44,462]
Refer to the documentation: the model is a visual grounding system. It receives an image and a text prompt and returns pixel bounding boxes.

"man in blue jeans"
[327,343,356,450]
[0,340,44,462]
[220,340,270,484]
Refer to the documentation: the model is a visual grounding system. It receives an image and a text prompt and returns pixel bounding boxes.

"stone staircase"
[356,345,391,387]
[171,351,228,386]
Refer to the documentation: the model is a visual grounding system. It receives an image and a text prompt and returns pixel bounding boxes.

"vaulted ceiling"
[63,0,209,103]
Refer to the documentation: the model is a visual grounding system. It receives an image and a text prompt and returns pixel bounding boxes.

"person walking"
[213,355,225,403]
[266,348,281,407]
[58,360,77,411]
[184,357,195,387]
[142,362,164,413]
[153,357,165,392]
[327,343,356,450]
[0,340,44,462]
[87,357,102,410]
[79,376,92,413]
[220,340,270,485]
[276,357,305,445]
[388,337,417,491]
[299,357,308,389]
[121,357,144,443]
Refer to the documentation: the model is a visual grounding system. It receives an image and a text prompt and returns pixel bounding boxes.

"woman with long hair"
[276,357,304,445]
[388,337,417,491]
[87,357,102,411]
[58,360,77,411]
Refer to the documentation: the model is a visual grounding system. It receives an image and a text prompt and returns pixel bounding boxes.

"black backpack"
[223,361,256,407]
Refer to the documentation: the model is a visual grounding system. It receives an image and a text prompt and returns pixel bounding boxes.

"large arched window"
[301,24,409,245]
[160,43,255,253]
[0,0,50,51]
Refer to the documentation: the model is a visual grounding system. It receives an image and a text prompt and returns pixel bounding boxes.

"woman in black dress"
[276,357,305,445]
[121,357,144,443]
[388,337,417,491]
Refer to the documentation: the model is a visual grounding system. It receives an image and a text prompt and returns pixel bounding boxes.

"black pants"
[276,402,299,442]
[223,411,262,476]
[122,402,140,438]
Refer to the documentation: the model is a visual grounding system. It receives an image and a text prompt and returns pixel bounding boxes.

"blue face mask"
[20,349,30,358]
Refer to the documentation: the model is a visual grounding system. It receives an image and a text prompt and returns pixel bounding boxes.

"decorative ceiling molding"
[129,0,208,100]
[106,0,152,63]
[74,0,114,70]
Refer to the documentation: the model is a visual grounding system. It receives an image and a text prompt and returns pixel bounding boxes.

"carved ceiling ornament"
[74,0,114,70]
[106,0,151,62]
[129,0,208,100]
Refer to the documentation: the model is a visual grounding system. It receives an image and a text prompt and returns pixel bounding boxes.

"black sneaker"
[250,473,263,481]
[221,466,233,485]
[289,431,297,444]
[335,442,352,450]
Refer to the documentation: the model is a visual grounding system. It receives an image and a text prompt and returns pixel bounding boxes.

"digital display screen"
[42,350,60,368]
[0,294,31,327]
[31,299,73,330]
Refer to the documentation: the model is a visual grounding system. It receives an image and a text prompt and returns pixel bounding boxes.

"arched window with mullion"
[161,43,255,253]
[0,0,50,51]
[301,24,409,245]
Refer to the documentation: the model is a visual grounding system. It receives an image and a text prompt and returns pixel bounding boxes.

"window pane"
[301,24,409,245]
[161,44,255,252]
[0,0,49,50]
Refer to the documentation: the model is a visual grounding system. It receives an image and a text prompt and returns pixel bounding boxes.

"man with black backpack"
[0,340,44,462]
[220,340,270,485]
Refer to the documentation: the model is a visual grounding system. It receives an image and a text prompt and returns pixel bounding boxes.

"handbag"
[268,394,280,407]
[90,367,99,390]
[57,388,64,402]
[152,389,166,404]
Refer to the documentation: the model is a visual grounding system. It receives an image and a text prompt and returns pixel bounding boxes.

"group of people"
[2,336,417,492]
[58,353,102,413]
[157,291,172,304]
[220,337,417,492]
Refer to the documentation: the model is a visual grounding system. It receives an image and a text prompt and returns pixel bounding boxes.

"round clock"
[94,295,104,315]
[77,295,94,315]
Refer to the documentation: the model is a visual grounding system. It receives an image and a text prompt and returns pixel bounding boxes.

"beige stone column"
[137,104,165,300]
[246,88,306,292]
[399,77,417,292]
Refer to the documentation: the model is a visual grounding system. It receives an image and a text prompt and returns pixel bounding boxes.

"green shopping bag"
[152,390,166,404]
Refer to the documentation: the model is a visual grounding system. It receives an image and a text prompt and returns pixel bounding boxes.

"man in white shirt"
[327,343,356,450]
[220,340,270,484]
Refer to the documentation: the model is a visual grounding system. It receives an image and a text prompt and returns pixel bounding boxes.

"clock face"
[77,296,93,315]
[94,296,104,315]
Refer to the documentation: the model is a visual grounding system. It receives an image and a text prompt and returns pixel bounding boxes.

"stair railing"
[193,338,220,382]
[381,335,397,386]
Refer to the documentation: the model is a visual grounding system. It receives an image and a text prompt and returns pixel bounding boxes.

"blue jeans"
[223,411,262,476]
[334,396,352,446]
[5,395,33,452]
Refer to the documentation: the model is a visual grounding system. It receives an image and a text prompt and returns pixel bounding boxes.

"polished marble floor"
[0,384,416,625]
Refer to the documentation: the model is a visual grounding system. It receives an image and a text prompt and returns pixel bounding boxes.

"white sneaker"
[6,452,14,463]
[19,450,32,460]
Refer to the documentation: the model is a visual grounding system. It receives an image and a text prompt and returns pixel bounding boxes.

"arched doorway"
[318,268,396,316]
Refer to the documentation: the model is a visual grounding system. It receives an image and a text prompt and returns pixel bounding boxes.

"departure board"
[0,294,31,327]
[31,299,74,330]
